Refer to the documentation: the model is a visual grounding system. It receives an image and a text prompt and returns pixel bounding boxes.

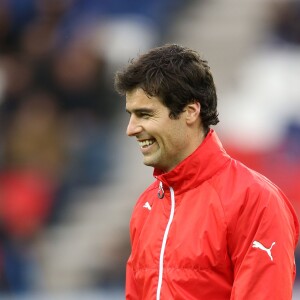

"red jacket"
[126,130,299,299]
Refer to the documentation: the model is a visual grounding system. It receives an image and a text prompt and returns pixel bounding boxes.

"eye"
[141,113,151,119]
[137,112,152,119]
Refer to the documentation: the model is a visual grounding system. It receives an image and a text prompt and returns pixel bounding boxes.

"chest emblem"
[143,201,152,211]
[252,241,276,261]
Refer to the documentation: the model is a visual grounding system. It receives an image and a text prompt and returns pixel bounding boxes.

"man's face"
[126,88,192,172]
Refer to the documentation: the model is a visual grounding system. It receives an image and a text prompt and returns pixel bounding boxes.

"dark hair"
[114,44,219,132]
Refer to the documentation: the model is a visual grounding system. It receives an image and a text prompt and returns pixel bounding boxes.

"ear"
[185,102,201,125]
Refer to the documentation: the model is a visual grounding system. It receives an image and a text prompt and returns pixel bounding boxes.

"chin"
[143,161,155,168]
[143,158,157,168]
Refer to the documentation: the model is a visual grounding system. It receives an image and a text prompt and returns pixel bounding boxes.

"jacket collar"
[153,129,230,195]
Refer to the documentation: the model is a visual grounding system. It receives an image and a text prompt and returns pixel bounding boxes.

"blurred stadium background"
[0,0,299,299]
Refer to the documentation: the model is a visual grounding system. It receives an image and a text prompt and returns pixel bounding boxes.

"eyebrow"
[126,108,154,115]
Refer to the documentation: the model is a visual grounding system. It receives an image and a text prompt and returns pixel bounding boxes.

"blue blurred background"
[0,0,299,299]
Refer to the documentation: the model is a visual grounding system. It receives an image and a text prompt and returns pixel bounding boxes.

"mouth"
[138,139,155,149]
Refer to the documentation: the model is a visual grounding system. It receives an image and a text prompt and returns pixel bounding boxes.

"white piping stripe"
[156,186,175,300]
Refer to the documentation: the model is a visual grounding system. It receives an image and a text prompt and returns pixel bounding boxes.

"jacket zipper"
[156,186,175,300]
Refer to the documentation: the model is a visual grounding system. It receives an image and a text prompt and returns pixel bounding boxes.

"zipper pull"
[158,181,165,199]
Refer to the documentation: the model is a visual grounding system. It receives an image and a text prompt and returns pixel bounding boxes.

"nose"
[126,115,142,136]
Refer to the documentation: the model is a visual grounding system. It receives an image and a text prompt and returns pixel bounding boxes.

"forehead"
[125,88,163,110]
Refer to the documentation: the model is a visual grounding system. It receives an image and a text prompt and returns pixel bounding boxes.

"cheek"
[164,126,187,150]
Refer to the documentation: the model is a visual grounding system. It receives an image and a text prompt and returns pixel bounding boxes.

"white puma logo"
[252,241,276,261]
[143,202,152,211]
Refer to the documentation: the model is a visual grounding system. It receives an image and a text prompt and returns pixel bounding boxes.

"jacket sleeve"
[125,255,139,300]
[125,202,141,300]
[228,184,299,299]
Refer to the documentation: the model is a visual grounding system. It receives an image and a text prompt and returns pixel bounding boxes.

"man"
[114,44,299,299]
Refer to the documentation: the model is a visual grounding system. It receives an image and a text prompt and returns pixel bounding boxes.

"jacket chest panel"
[131,186,230,271]
[167,195,228,270]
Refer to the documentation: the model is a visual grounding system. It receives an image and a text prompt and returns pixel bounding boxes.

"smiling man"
[114,44,299,300]
[126,88,204,172]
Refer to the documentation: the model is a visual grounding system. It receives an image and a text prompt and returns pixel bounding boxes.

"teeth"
[139,140,154,147]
